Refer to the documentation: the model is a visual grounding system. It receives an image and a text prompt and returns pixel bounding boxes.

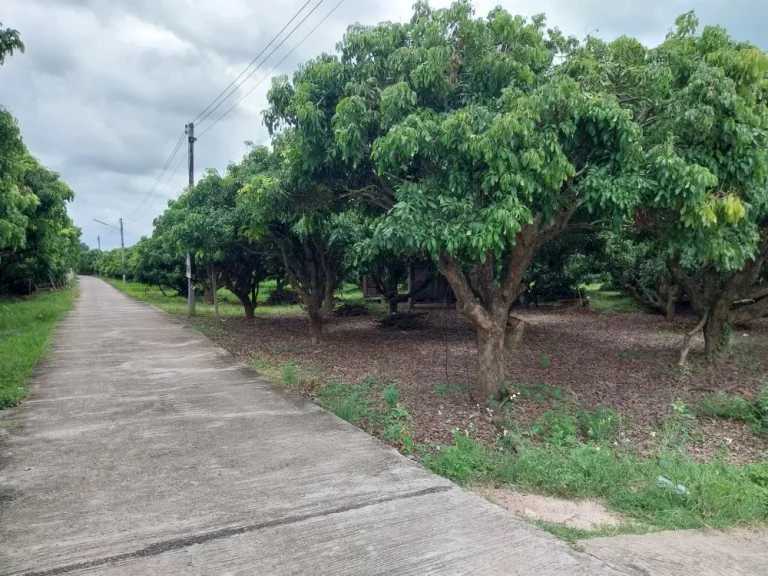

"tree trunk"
[505,316,525,351]
[243,300,255,319]
[703,303,730,362]
[665,290,677,322]
[407,264,415,312]
[308,311,323,345]
[477,324,506,400]
[388,298,398,314]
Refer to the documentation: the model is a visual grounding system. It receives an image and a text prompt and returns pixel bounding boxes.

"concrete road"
[0,277,622,575]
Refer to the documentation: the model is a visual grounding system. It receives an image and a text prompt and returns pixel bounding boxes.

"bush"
[265,289,300,306]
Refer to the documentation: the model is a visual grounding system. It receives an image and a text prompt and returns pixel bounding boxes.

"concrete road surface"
[0,277,622,575]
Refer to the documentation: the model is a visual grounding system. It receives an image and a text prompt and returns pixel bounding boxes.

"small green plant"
[422,431,494,485]
[282,362,297,385]
[618,350,636,360]
[576,408,619,443]
[539,355,552,369]
[382,385,399,407]
[528,411,577,447]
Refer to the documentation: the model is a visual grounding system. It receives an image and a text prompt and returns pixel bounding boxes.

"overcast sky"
[1,0,765,249]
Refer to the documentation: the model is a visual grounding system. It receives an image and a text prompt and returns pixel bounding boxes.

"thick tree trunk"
[505,316,525,351]
[308,311,323,345]
[477,323,507,400]
[703,302,730,363]
[665,291,677,322]
[388,298,398,314]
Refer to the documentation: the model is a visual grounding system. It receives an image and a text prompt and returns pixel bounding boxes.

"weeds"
[539,355,552,369]
[282,362,298,385]
[695,385,768,436]
[423,419,768,531]
[314,379,416,453]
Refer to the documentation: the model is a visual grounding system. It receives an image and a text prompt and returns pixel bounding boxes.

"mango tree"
[576,14,768,361]
[330,1,640,397]
[240,138,354,343]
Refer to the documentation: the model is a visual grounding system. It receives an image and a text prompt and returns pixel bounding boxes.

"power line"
[198,0,344,139]
[129,151,189,222]
[195,0,328,130]
[191,0,315,125]
[125,132,185,222]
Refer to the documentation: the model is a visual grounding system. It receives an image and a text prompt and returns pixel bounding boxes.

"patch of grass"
[576,408,620,443]
[695,386,768,437]
[618,349,636,360]
[267,344,308,355]
[315,379,415,452]
[106,280,304,317]
[423,413,768,532]
[282,362,298,385]
[507,382,571,405]
[435,382,473,395]
[539,355,552,369]
[531,520,650,544]
[586,290,637,312]
[0,287,76,408]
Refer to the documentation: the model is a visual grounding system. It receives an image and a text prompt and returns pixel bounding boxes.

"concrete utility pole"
[119,218,126,283]
[185,122,196,316]
[97,235,101,277]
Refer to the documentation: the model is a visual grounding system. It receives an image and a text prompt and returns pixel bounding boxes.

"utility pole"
[97,235,101,277]
[119,217,125,283]
[185,122,196,316]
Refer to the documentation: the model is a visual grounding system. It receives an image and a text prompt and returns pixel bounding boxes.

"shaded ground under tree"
[195,305,768,464]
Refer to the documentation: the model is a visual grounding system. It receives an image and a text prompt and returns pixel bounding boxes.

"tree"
[602,231,681,320]
[239,136,354,342]
[0,22,24,65]
[328,2,640,397]
[157,147,274,318]
[575,14,768,361]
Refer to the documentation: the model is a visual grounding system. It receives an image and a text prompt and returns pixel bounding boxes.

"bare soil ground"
[194,305,768,464]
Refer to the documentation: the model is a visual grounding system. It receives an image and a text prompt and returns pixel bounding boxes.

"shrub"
[265,289,300,306]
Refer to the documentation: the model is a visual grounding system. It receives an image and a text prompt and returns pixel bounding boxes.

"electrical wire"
[125,132,185,222]
[127,150,189,222]
[191,0,315,125]
[197,0,344,139]
[195,0,329,130]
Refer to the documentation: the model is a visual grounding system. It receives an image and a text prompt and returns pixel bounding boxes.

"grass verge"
[0,287,76,408]
[105,279,304,317]
[423,420,768,533]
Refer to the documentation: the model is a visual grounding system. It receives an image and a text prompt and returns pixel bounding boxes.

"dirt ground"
[195,304,768,464]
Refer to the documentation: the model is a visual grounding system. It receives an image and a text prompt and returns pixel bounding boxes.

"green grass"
[586,290,638,312]
[106,280,304,317]
[695,386,768,436]
[0,287,76,408]
[422,410,768,532]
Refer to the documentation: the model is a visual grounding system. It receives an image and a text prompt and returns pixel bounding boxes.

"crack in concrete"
[21,485,454,576]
